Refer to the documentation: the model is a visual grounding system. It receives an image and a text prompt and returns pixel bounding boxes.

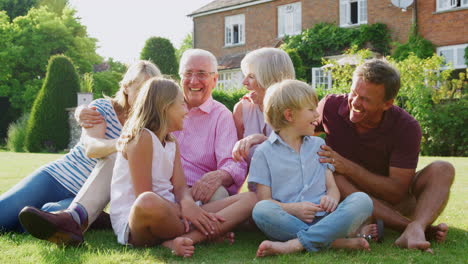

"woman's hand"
[180,200,225,237]
[75,106,104,128]
[232,134,267,162]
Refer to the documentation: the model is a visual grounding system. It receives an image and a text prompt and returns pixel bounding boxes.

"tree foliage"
[25,55,80,152]
[0,6,101,115]
[0,0,38,20]
[392,25,435,61]
[92,70,122,99]
[140,37,178,78]
[176,33,192,61]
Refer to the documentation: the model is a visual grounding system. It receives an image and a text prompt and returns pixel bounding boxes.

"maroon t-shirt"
[316,94,421,176]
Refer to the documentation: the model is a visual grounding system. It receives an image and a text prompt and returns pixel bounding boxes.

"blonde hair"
[179,49,218,74]
[264,79,318,131]
[241,48,295,90]
[117,77,181,152]
[112,60,162,114]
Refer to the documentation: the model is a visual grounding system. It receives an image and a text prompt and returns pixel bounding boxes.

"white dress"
[110,128,176,245]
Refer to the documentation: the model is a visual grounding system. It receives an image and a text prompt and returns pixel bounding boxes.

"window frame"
[277,2,302,38]
[225,14,245,46]
[437,44,468,70]
[311,67,332,90]
[339,0,367,27]
[436,0,468,12]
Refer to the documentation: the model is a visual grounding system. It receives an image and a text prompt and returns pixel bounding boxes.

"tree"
[140,37,178,78]
[0,6,101,114]
[25,55,80,152]
[176,33,192,60]
[0,0,38,20]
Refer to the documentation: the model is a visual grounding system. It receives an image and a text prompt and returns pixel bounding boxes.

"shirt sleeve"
[88,99,108,117]
[214,107,248,194]
[248,147,271,187]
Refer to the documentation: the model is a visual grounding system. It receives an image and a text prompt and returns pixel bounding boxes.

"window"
[277,2,302,37]
[217,69,244,91]
[312,68,332,90]
[437,0,468,12]
[225,14,245,46]
[340,0,367,27]
[437,44,468,69]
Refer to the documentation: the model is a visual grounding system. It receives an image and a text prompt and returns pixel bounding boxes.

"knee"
[133,192,167,219]
[41,202,60,213]
[429,161,455,185]
[345,192,373,216]
[252,200,277,223]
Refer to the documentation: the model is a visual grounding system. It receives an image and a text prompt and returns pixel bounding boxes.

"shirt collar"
[187,96,214,114]
[267,131,311,145]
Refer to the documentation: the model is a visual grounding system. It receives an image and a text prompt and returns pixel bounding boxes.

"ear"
[284,108,294,122]
[383,98,394,111]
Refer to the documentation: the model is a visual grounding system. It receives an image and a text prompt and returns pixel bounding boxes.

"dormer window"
[225,14,245,46]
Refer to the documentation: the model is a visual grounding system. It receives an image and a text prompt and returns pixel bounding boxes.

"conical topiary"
[25,54,80,152]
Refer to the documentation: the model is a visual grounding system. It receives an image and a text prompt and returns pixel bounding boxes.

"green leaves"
[140,37,179,78]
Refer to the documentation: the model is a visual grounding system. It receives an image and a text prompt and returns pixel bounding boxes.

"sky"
[68,0,215,63]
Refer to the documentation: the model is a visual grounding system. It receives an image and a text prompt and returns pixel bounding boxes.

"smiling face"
[167,91,187,132]
[180,55,218,109]
[289,106,320,137]
[242,73,265,106]
[348,77,393,130]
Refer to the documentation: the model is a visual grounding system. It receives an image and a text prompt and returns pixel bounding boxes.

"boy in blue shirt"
[249,80,374,257]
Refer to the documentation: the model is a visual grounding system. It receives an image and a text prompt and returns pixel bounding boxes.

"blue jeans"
[252,192,373,252]
[0,167,75,232]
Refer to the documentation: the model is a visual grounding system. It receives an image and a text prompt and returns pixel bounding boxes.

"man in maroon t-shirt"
[316,59,454,252]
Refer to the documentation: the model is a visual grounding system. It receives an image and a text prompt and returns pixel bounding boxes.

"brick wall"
[417,0,468,47]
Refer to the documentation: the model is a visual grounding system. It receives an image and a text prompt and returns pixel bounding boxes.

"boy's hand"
[290,202,321,223]
[320,195,338,213]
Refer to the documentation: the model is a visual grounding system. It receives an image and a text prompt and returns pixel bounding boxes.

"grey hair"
[179,49,218,74]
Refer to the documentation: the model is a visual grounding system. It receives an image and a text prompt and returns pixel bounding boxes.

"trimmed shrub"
[140,37,179,78]
[212,89,248,111]
[392,25,435,61]
[6,113,29,152]
[25,55,80,152]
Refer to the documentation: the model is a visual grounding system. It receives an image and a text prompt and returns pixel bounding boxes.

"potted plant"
[77,73,94,106]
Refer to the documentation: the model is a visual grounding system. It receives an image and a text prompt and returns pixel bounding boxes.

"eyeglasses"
[181,71,215,80]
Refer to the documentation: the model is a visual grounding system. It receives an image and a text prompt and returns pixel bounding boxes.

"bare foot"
[211,232,235,245]
[256,239,303,257]
[332,238,370,251]
[426,223,448,243]
[395,222,431,251]
[355,224,379,241]
[162,237,195,258]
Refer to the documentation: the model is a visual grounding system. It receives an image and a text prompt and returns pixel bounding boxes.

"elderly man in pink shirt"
[174,49,247,203]
[17,49,247,246]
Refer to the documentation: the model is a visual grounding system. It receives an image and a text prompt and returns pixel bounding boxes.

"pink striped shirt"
[173,97,247,195]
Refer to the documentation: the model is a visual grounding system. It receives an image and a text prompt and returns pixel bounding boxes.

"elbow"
[85,147,99,159]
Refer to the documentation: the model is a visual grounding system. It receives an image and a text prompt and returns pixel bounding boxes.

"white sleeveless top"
[110,128,176,244]
[241,99,272,164]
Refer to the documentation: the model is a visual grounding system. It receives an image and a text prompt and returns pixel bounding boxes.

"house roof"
[188,0,273,17]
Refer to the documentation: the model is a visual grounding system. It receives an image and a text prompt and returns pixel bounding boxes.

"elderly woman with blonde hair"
[232,47,295,164]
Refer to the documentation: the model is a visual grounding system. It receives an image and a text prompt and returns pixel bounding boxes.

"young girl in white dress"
[109,77,256,257]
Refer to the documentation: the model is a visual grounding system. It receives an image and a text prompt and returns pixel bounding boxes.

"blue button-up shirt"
[249,132,334,216]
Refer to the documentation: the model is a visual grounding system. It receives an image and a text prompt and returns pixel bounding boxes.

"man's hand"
[180,200,225,237]
[191,170,225,203]
[320,195,338,213]
[232,134,267,162]
[318,145,348,174]
[288,202,322,223]
[75,106,104,128]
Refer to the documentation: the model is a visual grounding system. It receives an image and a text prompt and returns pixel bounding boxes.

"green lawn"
[0,152,466,263]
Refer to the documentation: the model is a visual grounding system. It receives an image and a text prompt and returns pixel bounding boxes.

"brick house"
[188,0,468,90]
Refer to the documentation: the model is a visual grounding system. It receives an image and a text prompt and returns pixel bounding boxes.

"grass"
[0,152,466,263]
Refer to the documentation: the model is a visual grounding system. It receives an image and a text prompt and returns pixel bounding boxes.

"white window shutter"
[450,0,457,7]
[294,3,302,34]
[340,1,349,26]
[463,0,468,6]
[359,0,367,24]
[438,0,451,10]
[278,6,285,37]
[239,24,244,43]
